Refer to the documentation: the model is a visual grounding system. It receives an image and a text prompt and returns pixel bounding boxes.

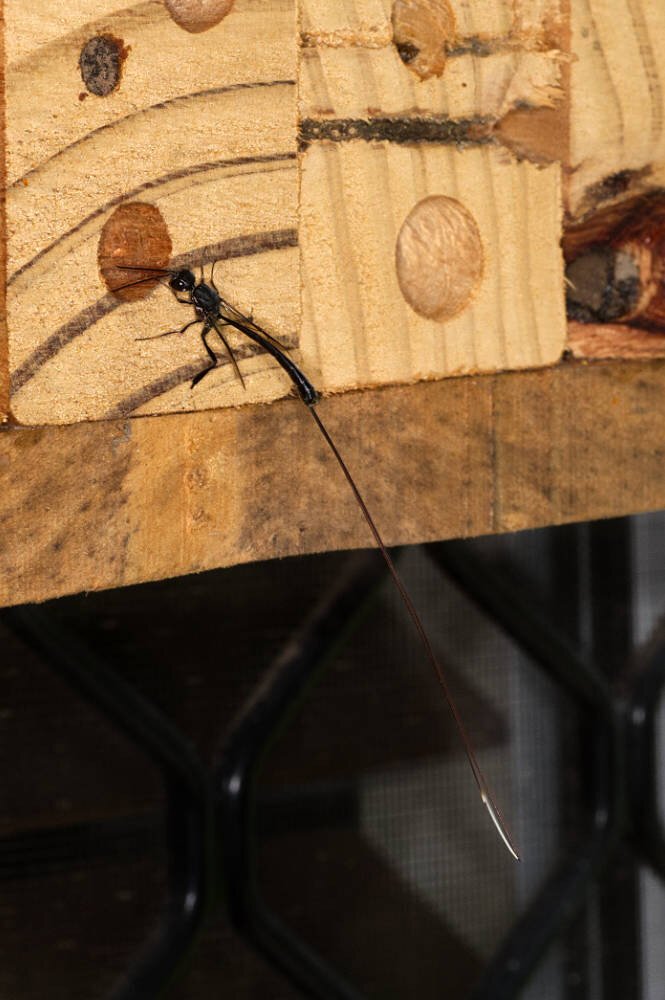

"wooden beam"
[2,357,665,608]
[5,0,299,424]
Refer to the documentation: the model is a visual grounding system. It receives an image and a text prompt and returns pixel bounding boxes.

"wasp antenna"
[109,275,171,294]
[111,264,174,274]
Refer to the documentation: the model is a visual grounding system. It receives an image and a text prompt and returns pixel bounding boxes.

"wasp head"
[169,269,196,293]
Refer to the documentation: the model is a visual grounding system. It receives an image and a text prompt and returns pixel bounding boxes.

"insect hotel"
[2,2,665,1000]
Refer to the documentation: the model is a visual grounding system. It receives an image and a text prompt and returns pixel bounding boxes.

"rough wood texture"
[3,359,665,608]
[568,0,665,220]
[299,0,567,392]
[563,191,665,362]
[6,0,299,424]
[568,322,665,360]
[5,0,568,425]
[301,145,564,393]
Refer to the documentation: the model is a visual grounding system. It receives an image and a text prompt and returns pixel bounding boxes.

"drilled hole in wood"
[162,0,235,33]
[395,195,483,321]
[79,35,128,96]
[391,0,455,80]
[565,191,665,330]
[99,203,172,303]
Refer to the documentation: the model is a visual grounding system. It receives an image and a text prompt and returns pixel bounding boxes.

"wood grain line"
[624,0,663,147]
[8,154,296,287]
[10,228,298,394]
[579,0,624,157]
[9,80,296,191]
[299,115,493,148]
[105,338,298,418]
[7,0,161,71]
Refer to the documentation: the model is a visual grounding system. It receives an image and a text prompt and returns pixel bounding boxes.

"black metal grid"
[2,517,664,998]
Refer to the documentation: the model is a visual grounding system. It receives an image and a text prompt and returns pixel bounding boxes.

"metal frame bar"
[4,605,213,999]
[215,550,386,1000]
[629,634,665,878]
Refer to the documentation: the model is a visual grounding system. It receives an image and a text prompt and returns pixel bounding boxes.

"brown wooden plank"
[2,357,665,607]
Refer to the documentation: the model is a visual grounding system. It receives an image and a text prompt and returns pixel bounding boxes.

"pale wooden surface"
[301,144,564,392]
[568,0,665,219]
[300,0,564,119]
[6,0,300,424]
[5,0,569,425]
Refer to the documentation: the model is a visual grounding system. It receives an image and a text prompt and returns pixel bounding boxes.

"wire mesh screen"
[255,547,573,999]
[1,515,664,999]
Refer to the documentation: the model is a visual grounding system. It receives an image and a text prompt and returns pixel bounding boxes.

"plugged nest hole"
[99,203,172,302]
[396,195,483,321]
[162,0,235,33]
[392,0,456,80]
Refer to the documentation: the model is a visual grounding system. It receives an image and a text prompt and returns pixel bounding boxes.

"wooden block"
[568,0,665,219]
[6,0,299,424]
[301,0,563,120]
[5,0,665,608]
[300,0,567,390]
[300,144,564,391]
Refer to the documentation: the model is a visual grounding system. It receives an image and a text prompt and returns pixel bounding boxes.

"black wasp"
[112,262,318,406]
[110,257,519,860]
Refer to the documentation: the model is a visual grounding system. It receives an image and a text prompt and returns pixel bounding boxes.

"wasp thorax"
[192,282,220,314]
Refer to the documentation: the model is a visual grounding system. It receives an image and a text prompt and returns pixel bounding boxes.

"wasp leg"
[212,319,245,389]
[168,284,193,306]
[136,318,200,342]
[191,325,219,387]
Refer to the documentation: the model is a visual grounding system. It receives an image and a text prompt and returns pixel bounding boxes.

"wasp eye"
[169,269,195,293]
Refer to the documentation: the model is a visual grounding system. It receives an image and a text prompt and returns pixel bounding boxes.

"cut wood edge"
[568,320,665,360]
[0,3,8,422]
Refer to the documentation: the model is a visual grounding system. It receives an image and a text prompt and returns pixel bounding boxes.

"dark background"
[1,514,663,999]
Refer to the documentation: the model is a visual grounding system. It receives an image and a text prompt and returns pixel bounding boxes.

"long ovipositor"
[111,260,520,861]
